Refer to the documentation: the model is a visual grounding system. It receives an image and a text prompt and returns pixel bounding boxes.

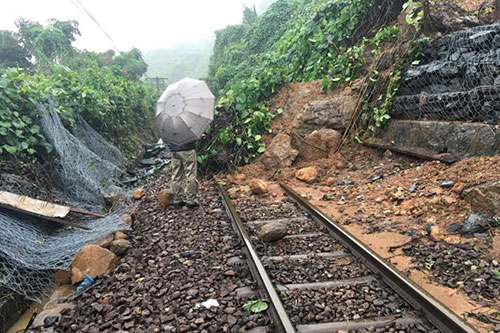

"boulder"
[248,179,269,195]
[293,96,357,135]
[298,129,342,161]
[114,231,128,240]
[110,239,132,256]
[70,245,118,284]
[94,233,114,249]
[296,167,318,184]
[54,269,71,285]
[462,181,500,216]
[158,188,174,208]
[259,133,298,169]
[258,222,287,242]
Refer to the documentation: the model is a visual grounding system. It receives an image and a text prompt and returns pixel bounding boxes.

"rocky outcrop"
[259,133,298,169]
[293,96,357,135]
[70,245,118,284]
[462,180,500,216]
[248,179,269,195]
[257,222,287,242]
[298,129,342,161]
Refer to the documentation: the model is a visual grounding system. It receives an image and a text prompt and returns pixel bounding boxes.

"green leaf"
[2,145,17,154]
[242,300,269,313]
[276,108,283,114]
[236,137,242,146]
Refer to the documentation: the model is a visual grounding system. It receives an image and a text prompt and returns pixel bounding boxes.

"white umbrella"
[155,78,215,145]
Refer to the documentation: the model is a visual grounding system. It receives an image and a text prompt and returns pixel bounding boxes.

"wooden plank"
[0,191,70,218]
[70,207,105,218]
[0,203,91,230]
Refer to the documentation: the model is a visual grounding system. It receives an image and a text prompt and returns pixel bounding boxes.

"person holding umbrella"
[155,78,215,208]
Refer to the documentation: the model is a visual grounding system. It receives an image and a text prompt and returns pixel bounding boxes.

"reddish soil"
[226,80,500,332]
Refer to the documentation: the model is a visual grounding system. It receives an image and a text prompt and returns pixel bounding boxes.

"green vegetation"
[0,19,156,163]
[200,0,407,169]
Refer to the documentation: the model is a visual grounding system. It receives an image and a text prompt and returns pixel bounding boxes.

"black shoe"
[185,202,200,209]
[174,201,186,208]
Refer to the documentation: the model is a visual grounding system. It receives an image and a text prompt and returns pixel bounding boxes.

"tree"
[15,18,42,57]
[49,19,80,43]
[243,5,258,25]
[0,30,30,67]
[113,48,148,80]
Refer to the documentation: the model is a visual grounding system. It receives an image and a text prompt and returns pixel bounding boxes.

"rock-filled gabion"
[394,23,500,123]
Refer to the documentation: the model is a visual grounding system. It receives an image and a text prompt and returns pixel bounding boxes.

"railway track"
[218,183,476,333]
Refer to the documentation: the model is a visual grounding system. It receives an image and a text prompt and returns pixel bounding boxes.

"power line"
[68,0,121,53]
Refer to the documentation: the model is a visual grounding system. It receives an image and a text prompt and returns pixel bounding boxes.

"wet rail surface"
[218,184,476,333]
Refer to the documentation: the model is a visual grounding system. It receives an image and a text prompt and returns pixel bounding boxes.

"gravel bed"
[246,218,326,235]
[237,198,306,222]
[56,183,272,332]
[403,241,500,301]
[265,256,371,284]
[253,233,344,256]
[281,280,411,324]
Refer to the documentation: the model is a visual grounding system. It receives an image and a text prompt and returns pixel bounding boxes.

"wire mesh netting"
[0,209,128,303]
[39,100,124,209]
[73,116,127,169]
[0,99,130,302]
[394,23,500,124]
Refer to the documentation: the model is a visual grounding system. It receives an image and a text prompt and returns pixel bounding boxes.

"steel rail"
[217,185,296,333]
[280,182,476,333]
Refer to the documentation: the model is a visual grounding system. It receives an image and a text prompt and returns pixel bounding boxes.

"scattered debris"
[201,299,220,309]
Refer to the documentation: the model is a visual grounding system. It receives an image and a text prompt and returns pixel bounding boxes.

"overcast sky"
[0,0,269,53]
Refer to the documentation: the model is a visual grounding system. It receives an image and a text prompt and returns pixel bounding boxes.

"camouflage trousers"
[171,149,198,204]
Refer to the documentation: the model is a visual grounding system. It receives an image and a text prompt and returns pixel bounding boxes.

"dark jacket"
[168,141,196,152]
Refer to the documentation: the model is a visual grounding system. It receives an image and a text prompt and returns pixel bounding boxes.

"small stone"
[430,226,446,242]
[383,150,393,159]
[194,318,204,324]
[439,181,455,188]
[120,214,133,226]
[248,179,269,195]
[114,231,128,240]
[95,233,114,248]
[109,239,132,256]
[133,189,146,199]
[224,270,236,276]
[320,187,330,193]
[227,315,237,327]
[296,167,318,184]
[224,307,236,314]
[234,173,246,182]
[158,188,174,208]
[326,177,336,186]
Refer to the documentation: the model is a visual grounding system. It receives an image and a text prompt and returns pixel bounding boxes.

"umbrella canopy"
[155,78,215,145]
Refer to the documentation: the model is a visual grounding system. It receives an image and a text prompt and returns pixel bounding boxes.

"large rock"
[375,120,500,158]
[293,96,357,135]
[296,167,318,184]
[133,189,146,200]
[259,133,298,169]
[70,245,118,284]
[94,233,114,249]
[462,180,500,216]
[248,179,269,195]
[258,222,287,242]
[298,129,342,161]
[158,188,174,208]
[110,239,132,256]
